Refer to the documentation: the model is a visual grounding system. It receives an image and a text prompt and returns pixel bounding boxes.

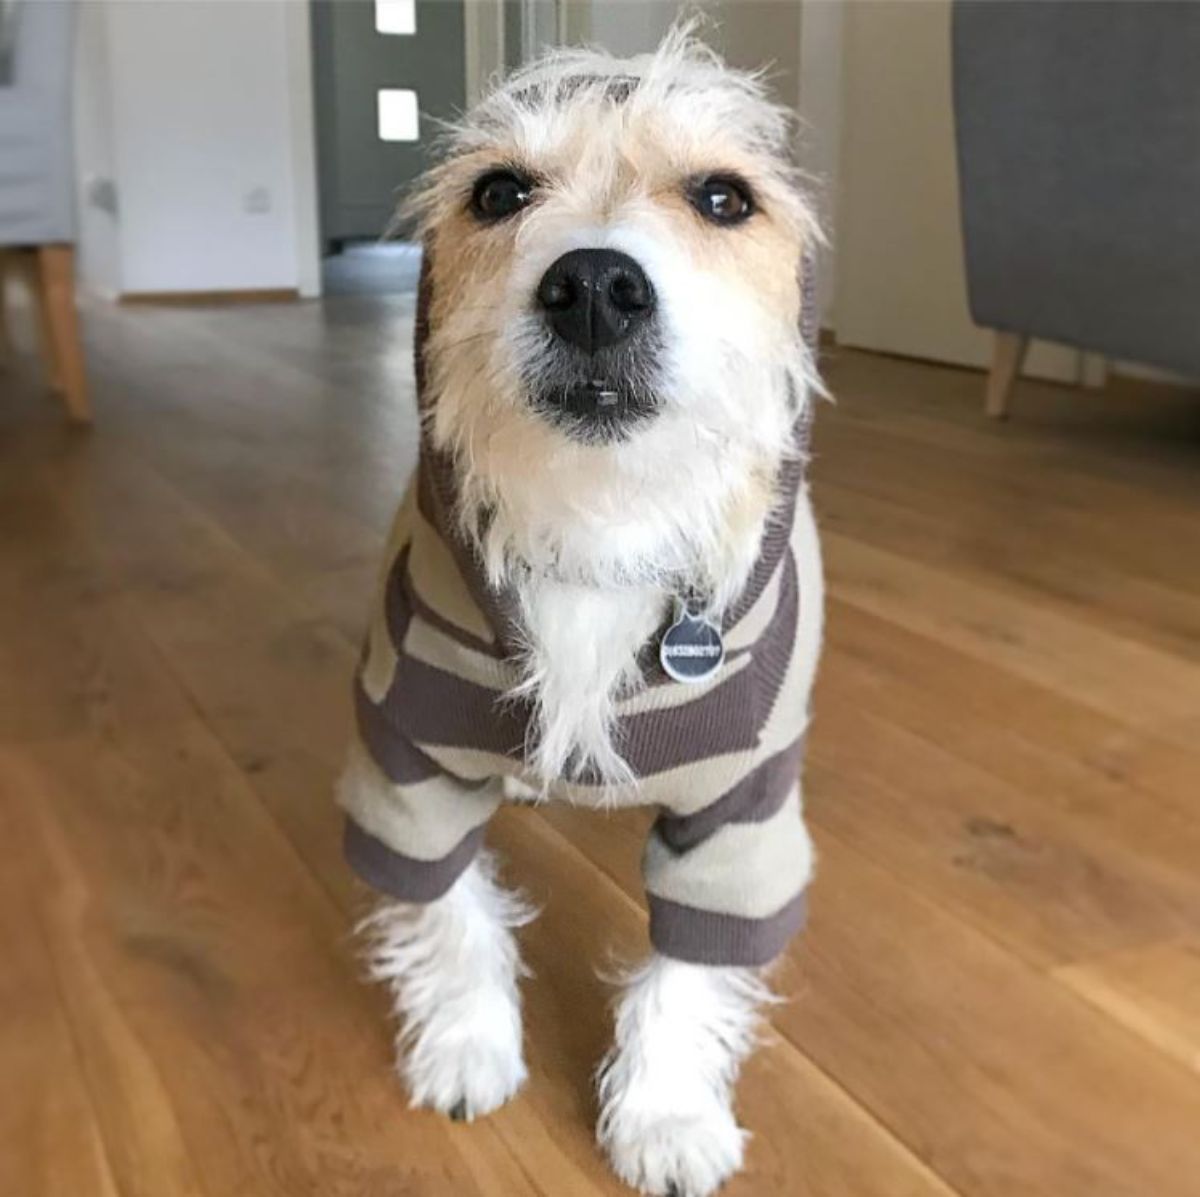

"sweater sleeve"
[339,727,501,904]
[642,738,812,968]
[340,481,502,903]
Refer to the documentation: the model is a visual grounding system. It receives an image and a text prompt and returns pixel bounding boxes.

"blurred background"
[7,0,1197,410]
[59,1,840,308]
[2,5,1198,1197]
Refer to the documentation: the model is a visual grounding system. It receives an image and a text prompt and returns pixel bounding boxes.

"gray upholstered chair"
[0,0,88,421]
[953,1,1200,417]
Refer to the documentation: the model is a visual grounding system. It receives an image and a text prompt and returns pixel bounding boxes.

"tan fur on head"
[404,23,822,783]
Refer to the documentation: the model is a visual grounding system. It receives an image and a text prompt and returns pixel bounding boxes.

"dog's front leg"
[358,851,534,1121]
[597,955,772,1196]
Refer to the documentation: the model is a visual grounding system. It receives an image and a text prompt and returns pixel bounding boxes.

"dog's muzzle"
[530,248,660,441]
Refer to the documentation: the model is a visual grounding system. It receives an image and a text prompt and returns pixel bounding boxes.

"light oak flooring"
[2,293,1199,1197]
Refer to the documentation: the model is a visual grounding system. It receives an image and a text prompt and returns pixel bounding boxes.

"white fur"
[513,579,664,785]
[353,27,827,1193]
[597,956,775,1197]
[406,29,822,785]
[357,852,536,1119]
[433,213,807,610]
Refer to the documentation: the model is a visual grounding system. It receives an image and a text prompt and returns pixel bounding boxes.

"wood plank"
[47,441,365,895]
[490,807,962,1197]
[1057,942,1200,1075]
[822,531,1200,753]
[535,803,1200,1197]
[3,725,542,1197]
[782,834,1200,1197]
[0,438,194,745]
[818,345,1200,503]
[1,444,545,1196]
[823,598,1200,831]
[812,410,1200,590]
[31,421,964,1196]
[815,397,1200,519]
[816,478,1200,662]
[76,309,413,644]
[20,418,616,1194]
[119,289,300,306]
[804,644,1200,966]
[0,775,121,1197]
[5,287,1198,1197]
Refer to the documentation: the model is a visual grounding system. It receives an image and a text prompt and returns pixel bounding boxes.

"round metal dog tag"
[659,599,725,684]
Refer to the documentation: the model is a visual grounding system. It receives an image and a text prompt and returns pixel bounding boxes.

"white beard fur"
[497,458,815,788]
[407,30,823,794]
[435,210,815,785]
[512,578,666,786]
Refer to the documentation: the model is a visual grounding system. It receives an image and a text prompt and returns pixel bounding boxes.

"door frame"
[284,0,322,298]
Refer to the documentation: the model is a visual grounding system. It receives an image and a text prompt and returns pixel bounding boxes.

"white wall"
[72,0,837,305]
[73,0,122,297]
[74,0,319,297]
[108,0,298,293]
[796,0,843,324]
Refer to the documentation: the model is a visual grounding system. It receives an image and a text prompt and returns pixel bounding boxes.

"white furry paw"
[357,854,535,1123]
[597,956,769,1195]
[600,1101,745,1197]
[402,1008,527,1121]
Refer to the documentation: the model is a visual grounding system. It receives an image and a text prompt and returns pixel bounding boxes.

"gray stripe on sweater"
[655,736,805,853]
[648,889,808,967]
[344,819,486,904]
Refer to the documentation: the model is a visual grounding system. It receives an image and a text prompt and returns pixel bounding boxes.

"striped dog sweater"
[341,258,819,968]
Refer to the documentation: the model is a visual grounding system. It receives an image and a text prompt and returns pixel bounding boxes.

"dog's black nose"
[536,248,654,352]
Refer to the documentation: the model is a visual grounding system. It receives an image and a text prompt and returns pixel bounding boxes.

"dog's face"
[410,34,819,587]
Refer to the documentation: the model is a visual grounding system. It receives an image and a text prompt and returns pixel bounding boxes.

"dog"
[337,27,825,1197]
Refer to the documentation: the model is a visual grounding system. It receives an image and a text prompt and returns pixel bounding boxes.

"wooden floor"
[2,293,1199,1197]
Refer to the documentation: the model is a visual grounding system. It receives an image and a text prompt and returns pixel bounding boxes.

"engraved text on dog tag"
[659,599,725,684]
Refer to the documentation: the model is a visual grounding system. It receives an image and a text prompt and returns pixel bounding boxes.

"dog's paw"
[403,1019,527,1121]
[359,857,535,1124]
[600,1103,746,1197]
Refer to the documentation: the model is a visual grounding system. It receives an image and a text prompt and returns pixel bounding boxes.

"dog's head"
[408,28,820,590]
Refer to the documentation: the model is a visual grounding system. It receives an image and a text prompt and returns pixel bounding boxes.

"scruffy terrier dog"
[338,29,824,1197]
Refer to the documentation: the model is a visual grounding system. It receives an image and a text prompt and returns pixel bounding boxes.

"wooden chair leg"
[35,244,91,423]
[15,250,62,389]
[985,331,1029,420]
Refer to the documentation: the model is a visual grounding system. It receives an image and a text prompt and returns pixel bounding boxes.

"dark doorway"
[311,0,466,293]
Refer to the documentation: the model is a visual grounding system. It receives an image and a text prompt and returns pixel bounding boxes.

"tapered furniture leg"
[35,244,90,423]
[985,331,1029,420]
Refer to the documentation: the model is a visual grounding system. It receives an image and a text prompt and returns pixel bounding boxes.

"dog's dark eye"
[471,169,535,222]
[687,175,754,225]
